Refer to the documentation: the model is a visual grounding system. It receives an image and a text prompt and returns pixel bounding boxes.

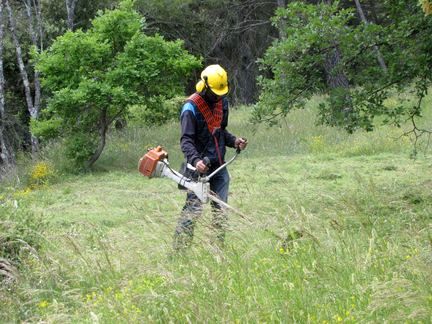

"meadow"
[1,96,431,322]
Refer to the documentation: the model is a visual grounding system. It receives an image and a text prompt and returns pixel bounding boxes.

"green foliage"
[254,0,432,133]
[64,133,99,170]
[113,33,200,103]
[91,0,143,53]
[254,2,356,128]
[127,96,184,126]
[30,118,62,141]
[35,1,200,168]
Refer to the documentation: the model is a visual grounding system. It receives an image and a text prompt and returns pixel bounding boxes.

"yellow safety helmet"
[195,64,229,96]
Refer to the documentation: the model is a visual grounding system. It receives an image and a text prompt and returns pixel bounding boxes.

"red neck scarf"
[187,93,223,135]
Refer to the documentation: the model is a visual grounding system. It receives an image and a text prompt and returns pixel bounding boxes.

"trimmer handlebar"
[138,145,242,201]
[138,145,249,217]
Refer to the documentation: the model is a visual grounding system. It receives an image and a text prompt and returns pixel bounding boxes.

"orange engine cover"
[138,146,168,177]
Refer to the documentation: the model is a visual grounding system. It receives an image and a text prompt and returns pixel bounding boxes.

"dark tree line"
[135,0,280,104]
[0,0,431,172]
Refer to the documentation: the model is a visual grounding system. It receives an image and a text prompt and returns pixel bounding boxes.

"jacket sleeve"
[221,99,237,148]
[180,108,201,166]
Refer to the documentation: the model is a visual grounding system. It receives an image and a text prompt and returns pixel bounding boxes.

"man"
[173,64,247,250]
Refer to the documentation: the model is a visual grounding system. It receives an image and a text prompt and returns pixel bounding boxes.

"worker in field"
[173,64,248,250]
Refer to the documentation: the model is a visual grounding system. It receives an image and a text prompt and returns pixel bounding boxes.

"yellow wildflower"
[14,187,32,198]
[29,161,54,186]
[38,300,49,308]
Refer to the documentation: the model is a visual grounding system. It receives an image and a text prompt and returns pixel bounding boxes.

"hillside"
[1,102,431,322]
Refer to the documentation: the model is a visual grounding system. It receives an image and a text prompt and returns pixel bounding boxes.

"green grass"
[1,98,431,323]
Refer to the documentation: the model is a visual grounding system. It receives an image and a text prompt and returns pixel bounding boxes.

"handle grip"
[203,156,211,167]
[236,137,247,154]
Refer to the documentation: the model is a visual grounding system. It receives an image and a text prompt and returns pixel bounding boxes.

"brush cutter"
[138,146,245,215]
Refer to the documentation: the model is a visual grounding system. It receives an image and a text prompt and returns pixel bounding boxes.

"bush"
[128,96,185,126]
[64,133,99,170]
[30,118,62,142]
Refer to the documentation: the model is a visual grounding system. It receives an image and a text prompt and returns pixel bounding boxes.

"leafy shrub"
[30,118,62,142]
[64,133,99,170]
[128,96,184,126]
[255,1,432,134]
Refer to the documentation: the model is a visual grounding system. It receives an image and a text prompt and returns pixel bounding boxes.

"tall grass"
[97,95,419,173]
[1,94,431,322]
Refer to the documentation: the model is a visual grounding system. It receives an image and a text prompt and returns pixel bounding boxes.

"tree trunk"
[32,0,44,51]
[86,108,108,168]
[322,0,352,121]
[323,45,350,90]
[276,0,287,39]
[24,0,42,116]
[323,42,354,121]
[6,0,35,118]
[5,0,39,153]
[65,0,78,30]
[0,0,15,170]
[353,0,387,73]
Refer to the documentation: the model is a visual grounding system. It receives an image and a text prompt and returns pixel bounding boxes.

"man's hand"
[235,137,248,151]
[195,160,209,173]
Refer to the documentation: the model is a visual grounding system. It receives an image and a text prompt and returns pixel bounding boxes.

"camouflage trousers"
[173,168,229,250]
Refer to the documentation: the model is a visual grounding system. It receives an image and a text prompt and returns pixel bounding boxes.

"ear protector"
[195,76,209,93]
[195,80,206,92]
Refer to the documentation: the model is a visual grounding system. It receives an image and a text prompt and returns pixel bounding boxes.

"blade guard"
[138,146,168,177]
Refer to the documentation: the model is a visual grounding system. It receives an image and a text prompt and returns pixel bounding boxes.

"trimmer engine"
[138,146,168,177]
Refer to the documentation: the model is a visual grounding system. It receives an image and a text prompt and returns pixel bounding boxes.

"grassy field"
[1,97,431,322]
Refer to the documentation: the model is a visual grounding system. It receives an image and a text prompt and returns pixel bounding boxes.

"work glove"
[235,137,248,151]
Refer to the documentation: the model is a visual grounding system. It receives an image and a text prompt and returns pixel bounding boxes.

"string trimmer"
[138,146,249,220]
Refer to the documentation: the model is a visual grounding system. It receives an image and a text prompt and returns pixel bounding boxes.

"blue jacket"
[180,95,236,167]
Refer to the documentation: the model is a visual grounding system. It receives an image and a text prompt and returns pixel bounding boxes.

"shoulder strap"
[187,93,223,135]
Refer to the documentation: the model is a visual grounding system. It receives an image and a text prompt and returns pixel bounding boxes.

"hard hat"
[195,64,229,96]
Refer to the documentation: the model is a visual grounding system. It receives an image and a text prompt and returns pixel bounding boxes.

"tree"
[254,0,432,142]
[24,0,43,127]
[0,0,15,171]
[135,0,278,104]
[6,0,41,153]
[254,2,357,129]
[353,0,387,72]
[35,1,200,169]
[65,0,78,30]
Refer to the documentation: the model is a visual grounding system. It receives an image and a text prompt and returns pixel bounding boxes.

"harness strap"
[187,93,224,165]
[187,93,223,135]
